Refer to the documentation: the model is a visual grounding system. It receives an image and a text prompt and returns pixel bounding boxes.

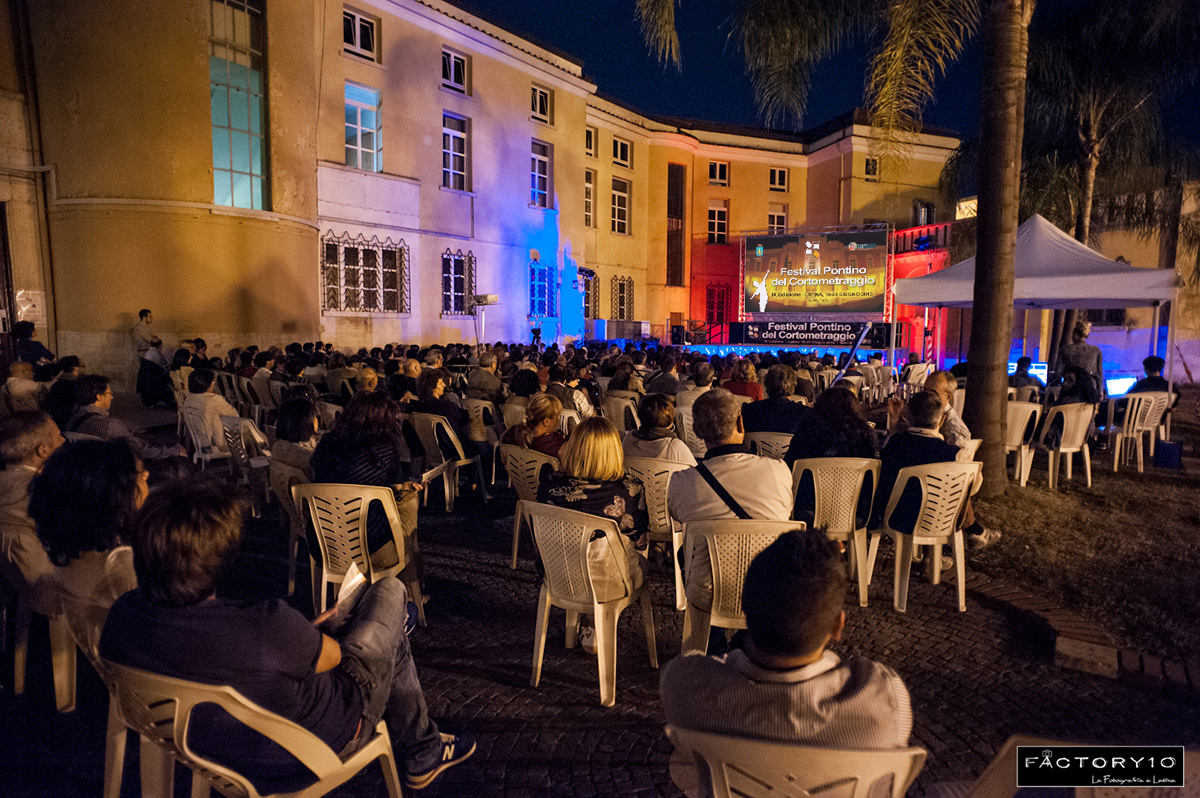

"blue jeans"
[336,578,442,771]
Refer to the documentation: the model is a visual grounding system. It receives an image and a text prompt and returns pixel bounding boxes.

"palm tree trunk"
[964,0,1035,499]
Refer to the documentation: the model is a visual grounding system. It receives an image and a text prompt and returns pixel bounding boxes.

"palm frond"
[865,0,980,165]
[938,138,979,210]
[636,0,682,69]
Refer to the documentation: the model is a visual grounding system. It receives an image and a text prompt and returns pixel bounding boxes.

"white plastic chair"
[624,456,693,611]
[3,576,75,712]
[675,406,707,459]
[461,398,502,484]
[221,416,271,516]
[1014,384,1040,403]
[841,374,866,397]
[958,438,982,461]
[1004,400,1042,486]
[291,483,425,626]
[180,404,233,471]
[665,725,926,798]
[1032,403,1095,490]
[501,403,527,430]
[558,408,582,436]
[499,444,559,569]
[527,503,657,707]
[105,661,402,798]
[238,376,270,427]
[680,520,801,653]
[866,461,981,612]
[601,396,639,436]
[268,458,310,596]
[744,431,791,460]
[408,412,488,510]
[316,401,341,431]
[790,458,880,607]
[1106,392,1170,472]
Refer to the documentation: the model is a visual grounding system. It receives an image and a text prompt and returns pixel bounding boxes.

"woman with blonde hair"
[537,416,649,651]
[499,392,566,458]
[723,358,763,401]
[355,366,379,393]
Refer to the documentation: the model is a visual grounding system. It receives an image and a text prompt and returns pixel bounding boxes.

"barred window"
[579,268,598,320]
[529,258,556,317]
[321,231,409,313]
[441,249,476,315]
[705,283,731,323]
[611,275,634,321]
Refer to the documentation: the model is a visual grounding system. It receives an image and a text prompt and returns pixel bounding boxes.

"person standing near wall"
[131,310,156,358]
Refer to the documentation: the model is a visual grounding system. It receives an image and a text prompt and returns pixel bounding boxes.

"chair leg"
[510,508,523,570]
[671,541,686,613]
[564,611,579,649]
[853,528,869,607]
[639,590,658,669]
[49,615,76,712]
[530,584,551,688]
[594,603,620,707]
[894,534,914,613]
[1135,437,1144,473]
[142,734,177,798]
[1048,451,1059,490]
[13,599,30,694]
[1020,447,1033,487]
[1064,450,1073,482]
[377,745,404,798]
[1082,444,1092,488]
[681,602,710,654]
[287,526,300,597]
[103,698,126,798]
[928,544,942,586]
[866,532,882,586]
[1112,437,1122,472]
[952,532,967,612]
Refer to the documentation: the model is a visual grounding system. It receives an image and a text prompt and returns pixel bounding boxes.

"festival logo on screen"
[744,230,887,314]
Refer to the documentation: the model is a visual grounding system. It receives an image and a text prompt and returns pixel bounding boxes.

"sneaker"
[406,733,476,790]
[967,527,1002,550]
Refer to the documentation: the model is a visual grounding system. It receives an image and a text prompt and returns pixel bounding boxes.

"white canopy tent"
[891,213,1181,385]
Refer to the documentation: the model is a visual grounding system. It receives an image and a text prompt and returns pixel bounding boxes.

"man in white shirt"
[182,370,241,452]
[131,309,156,357]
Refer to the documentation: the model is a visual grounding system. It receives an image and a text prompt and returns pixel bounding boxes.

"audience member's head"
[658,355,677,375]
[510,369,541,398]
[130,479,244,608]
[557,416,623,481]
[763,364,797,399]
[75,375,112,409]
[0,411,62,470]
[1143,356,1165,376]
[30,439,147,567]
[907,390,945,430]
[171,349,192,370]
[138,309,152,321]
[691,388,743,447]
[326,391,402,448]
[924,370,957,409]
[11,320,35,340]
[1016,356,1032,373]
[8,361,33,381]
[58,356,83,377]
[690,360,714,389]
[187,369,217,395]
[275,398,318,444]
[514,392,562,447]
[742,528,846,659]
[356,367,379,393]
[1071,320,1092,343]
[636,392,675,431]
[416,368,449,401]
[403,358,422,378]
[478,351,498,372]
[730,359,756,384]
[253,351,274,369]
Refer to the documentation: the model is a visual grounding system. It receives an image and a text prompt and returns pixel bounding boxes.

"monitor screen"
[1007,361,1048,383]
[1106,377,1137,397]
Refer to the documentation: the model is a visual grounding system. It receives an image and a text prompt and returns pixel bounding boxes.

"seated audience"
[505,369,542,409]
[466,350,506,405]
[722,359,763,402]
[1130,355,1170,395]
[0,411,65,617]
[100,480,473,794]
[887,370,970,449]
[272,398,320,477]
[408,368,481,461]
[12,320,54,367]
[1009,356,1045,390]
[302,351,328,385]
[622,393,696,466]
[675,361,714,408]
[644,355,682,395]
[500,393,567,459]
[325,353,357,400]
[607,362,644,397]
[46,356,84,427]
[182,370,240,453]
[742,365,809,435]
[250,351,277,409]
[661,528,911,754]
[784,387,879,526]
[29,439,143,643]
[67,375,182,461]
[355,367,379,394]
[5,361,45,412]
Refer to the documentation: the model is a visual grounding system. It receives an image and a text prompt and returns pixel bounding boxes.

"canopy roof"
[892,214,1178,309]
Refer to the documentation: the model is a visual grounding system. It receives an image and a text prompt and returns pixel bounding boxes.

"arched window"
[611,275,634,320]
[578,268,598,320]
[441,249,475,315]
[529,257,556,317]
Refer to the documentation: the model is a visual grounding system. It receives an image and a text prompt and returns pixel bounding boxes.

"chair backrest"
[744,431,791,460]
[624,456,692,538]
[790,458,880,535]
[461,398,499,426]
[105,661,347,798]
[1014,385,1039,403]
[238,376,261,407]
[63,430,103,442]
[525,503,631,607]
[675,406,706,455]
[316,401,341,431]
[1004,401,1042,448]
[501,403,527,430]
[841,374,866,396]
[685,519,801,627]
[268,458,309,533]
[291,483,405,582]
[232,375,253,408]
[665,725,926,798]
[409,412,468,466]
[499,444,559,503]
[1038,403,1095,451]
[216,371,238,405]
[1127,391,1169,435]
[220,415,252,472]
[729,394,754,407]
[959,438,982,461]
[881,462,981,540]
[180,403,215,453]
[601,397,639,435]
[558,408,582,436]
[951,387,966,416]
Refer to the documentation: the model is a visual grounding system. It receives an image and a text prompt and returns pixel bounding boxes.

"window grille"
[321,231,409,313]
[611,275,634,321]
[706,283,731,323]
[580,269,598,320]
[441,249,476,315]
[529,259,556,317]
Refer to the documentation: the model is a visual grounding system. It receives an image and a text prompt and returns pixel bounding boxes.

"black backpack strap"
[695,461,751,519]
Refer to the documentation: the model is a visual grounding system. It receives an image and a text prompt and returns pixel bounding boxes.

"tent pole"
[889,317,897,372]
[1150,302,1160,357]
[1166,290,1177,394]
[1021,309,1028,357]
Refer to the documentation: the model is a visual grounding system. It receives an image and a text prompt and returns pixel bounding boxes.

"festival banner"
[744,230,888,314]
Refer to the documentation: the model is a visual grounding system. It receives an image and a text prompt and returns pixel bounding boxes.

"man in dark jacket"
[742,365,810,435]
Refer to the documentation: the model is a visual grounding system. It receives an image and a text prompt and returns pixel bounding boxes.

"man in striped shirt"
[661,528,912,750]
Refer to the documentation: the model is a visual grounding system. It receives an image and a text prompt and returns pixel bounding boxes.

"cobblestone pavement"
[2,477,1198,797]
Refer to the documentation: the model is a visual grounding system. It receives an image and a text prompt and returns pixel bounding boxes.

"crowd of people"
[0,311,1176,793]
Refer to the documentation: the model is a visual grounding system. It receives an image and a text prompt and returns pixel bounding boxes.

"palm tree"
[636,0,1033,496]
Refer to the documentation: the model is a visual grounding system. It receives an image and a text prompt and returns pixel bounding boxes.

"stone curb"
[954,571,1198,699]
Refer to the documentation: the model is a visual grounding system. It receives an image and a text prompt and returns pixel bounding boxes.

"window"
[769,167,788,191]
[612,137,631,168]
[342,8,376,61]
[321,231,409,313]
[708,161,729,186]
[585,126,597,157]
[530,141,551,208]
[912,200,936,226]
[210,0,269,210]
[580,268,598,319]
[768,203,787,235]
[1090,309,1127,327]
[344,83,381,172]
[442,114,468,191]
[530,84,552,123]
[441,49,468,93]
[666,163,686,286]
[584,169,595,228]
[529,257,556,317]
[865,157,879,181]
[707,199,728,244]
[611,177,630,235]
[440,249,476,315]
[705,283,731,323]
[612,275,634,321]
